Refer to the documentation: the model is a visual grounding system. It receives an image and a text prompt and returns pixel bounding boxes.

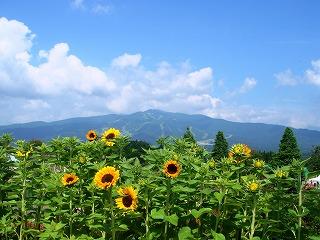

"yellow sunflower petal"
[115,186,138,211]
[101,128,121,146]
[86,130,97,141]
[163,160,181,178]
[94,166,120,189]
[61,173,79,186]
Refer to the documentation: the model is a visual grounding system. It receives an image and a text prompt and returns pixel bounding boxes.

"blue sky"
[0,0,320,130]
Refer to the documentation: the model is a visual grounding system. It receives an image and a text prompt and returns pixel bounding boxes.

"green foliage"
[183,127,196,144]
[211,131,228,160]
[278,127,301,166]
[123,140,151,160]
[0,131,318,240]
[307,145,320,172]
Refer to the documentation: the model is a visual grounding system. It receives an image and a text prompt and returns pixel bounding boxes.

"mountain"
[0,109,319,154]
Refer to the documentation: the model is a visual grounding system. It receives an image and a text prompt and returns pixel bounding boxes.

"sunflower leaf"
[178,226,194,240]
[214,192,224,203]
[191,208,211,218]
[164,214,179,226]
[150,208,165,220]
[211,230,226,240]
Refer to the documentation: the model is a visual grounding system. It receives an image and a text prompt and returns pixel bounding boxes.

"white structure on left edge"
[304,175,320,190]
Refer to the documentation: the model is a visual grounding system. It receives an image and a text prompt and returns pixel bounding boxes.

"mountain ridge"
[1,109,319,154]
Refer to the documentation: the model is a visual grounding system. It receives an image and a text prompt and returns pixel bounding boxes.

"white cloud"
[227,77,257,97]
[0,17,223,125]
[275,59,320,87]
[106,61,218,114]
[23,99,50,110]
[111,53,142,68]
[0,17,34,60]
[92,4,112,14]
[239,77,257,93]
[275,69,299,86]
[1,17,319,130]
[71,0,85,9]
[305,59,320,86]
[28,43,116,96]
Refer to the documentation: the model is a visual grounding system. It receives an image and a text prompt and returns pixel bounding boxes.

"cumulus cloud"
[71,0,112,15]
[111,53,142,68]
[1,17,318,129]
[275,59,320,87]
[107,60,219,114]
[227,77,257,97]
[239,77,257,93]
[0,17,222,125]
[28,43,116,96]
[275,69,299,86]
[305,59,320,86]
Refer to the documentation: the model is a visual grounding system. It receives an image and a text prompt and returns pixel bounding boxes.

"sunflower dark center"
[106,133,115,139]
[167,164,178,174]
[66,177,74,183]
[122,195,133,207]
[101,174,113,183]
[89,133,95,138]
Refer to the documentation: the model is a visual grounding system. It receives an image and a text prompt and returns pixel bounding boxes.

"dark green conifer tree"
[278,127,301,165]
[211,131,228,160]
[183,127,196,144]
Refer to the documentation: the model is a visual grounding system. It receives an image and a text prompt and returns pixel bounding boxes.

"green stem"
[164,179,171,240]
[145,188,150,238]
[249,195,257,240]
[109,187,116,240]
[214,189,226,233]
[69,191,73,238]
[102,191,107,239]
[214,203,222,232]
[92,193,95,214]
[19,178,26,240]
[19,157,27,240]
[297,173,302,240]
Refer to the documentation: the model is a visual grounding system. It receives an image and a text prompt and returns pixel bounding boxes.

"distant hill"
[1,109,319,154]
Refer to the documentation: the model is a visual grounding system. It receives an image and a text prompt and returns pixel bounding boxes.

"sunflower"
[16,150,25,157]
[94,166,120,189]
[16,149,32,158]
[275,169,288,179]
[115,186,138,211]
[253,159,264,169]
[163,160,181,178]
[86,130,97,141]
[61,173,79,186]
[101,128,121,146]
[247,180,260,192]
[208,159,216,168]
[228,143,251,162]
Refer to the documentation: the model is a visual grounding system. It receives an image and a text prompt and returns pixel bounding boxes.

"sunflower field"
[0,129,320,240]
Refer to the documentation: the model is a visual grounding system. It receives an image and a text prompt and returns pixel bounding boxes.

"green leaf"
[200,188,211,195]
[309,236,320,240]
[150,208,165,220]
[178,227,194,240]
[211,230,225,240]
[164,214,179,226]
[288,209,298,217]
[114,224,129,231]
[191,208,211,218]
[214,192,224,203]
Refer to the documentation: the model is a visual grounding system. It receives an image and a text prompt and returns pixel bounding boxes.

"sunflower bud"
[247,181,260,192]
[253,159,264,169]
